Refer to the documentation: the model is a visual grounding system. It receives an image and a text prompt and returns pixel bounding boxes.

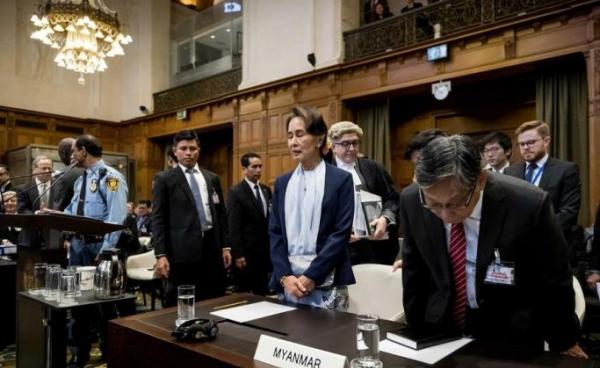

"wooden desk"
[108,293,596,368]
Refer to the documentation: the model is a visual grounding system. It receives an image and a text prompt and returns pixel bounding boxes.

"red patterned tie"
[449,222,467,329]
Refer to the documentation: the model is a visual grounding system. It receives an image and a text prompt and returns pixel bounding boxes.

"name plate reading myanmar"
[254,334,347,368]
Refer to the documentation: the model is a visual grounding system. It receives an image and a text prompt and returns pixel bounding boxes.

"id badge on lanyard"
[484,249,515,286]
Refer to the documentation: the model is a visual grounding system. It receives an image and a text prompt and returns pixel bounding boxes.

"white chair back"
[126,250,157,280]
[347,263,404,321]
[573,276,585,324]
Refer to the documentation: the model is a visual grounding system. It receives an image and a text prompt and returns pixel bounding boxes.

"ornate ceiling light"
[30,0,132,85]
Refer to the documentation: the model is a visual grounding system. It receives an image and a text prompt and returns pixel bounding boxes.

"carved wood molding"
[153,68,242,113]
[504,35,516,60]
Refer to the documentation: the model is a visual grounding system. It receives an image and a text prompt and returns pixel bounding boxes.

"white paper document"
[379,337,473,365]
[210,301,296,323]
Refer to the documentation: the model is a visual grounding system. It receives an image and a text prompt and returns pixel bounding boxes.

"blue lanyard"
[529,164,545,185]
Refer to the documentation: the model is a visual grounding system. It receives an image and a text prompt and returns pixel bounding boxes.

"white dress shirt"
[484,161,510,174]
[244,177,267,216]
[179,163,213,226]
[335,157,369,237]
[444,190,483,309]
[35,177,50,208]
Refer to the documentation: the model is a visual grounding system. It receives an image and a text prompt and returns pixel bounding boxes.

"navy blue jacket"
[269,163,356,292]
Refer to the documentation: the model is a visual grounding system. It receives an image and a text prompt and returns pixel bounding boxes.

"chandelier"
[30,0,132,85]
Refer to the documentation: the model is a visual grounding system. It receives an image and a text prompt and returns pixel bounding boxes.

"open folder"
[358,190,388,239]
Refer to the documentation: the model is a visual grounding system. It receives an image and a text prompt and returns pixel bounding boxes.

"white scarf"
[284,160,326,270]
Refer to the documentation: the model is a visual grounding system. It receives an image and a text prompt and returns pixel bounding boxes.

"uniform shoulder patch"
[106,177,120,192]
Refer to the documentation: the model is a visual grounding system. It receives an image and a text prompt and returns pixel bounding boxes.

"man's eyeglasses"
[335,140,360,150]
[483,146,501,154]
[518,139,541,148]
[418,185,476,212]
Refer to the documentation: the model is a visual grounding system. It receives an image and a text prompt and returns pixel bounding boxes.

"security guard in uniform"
[64,135,128,266]
[63,134,128,366]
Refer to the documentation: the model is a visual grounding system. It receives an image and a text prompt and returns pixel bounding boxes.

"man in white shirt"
[152,130,232,306]
[17,155,55,248]
[17,155,54,213]
[226,153,272,295]
[505,121,581,259]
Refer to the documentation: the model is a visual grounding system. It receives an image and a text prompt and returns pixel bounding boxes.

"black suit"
[136,215,152,237]
[152,165,228,305]
[0,225,20,245]
[17,180,57,213]
[52,167,84,211]
[17,180,58,248]
[400,173,580,352]
[333,157,400,265]
[226,179,272,295]
[589,205,600,271]
[504,157,581,231]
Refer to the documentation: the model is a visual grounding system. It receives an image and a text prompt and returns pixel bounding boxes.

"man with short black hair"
[400,134,585,358]
[63,134,128,366]
[227,152,272,295]
[479,131,512,173]
[152,130,231,305]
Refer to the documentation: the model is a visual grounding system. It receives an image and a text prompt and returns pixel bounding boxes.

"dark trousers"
[68,239,107,365]
[234,256,271,296]
[164,231,226,307]
[349,238,398,265]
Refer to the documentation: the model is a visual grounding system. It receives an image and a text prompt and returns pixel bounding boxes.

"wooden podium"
[0,212,124,291]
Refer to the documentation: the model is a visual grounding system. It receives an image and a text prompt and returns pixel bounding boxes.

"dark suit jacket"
[136,215,152,236]
[0,225,20,245]
[226,180,272,266]
[17,180,58,247]
[17,181,57,213]
[400,173,580,352]
[269,163,356,292]
[152,166,227,264]
[504,157,581,231]
[589,205,600,270]
[52,167,84,211]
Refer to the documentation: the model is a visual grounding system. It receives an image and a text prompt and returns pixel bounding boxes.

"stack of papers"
[210,301,295,323]
[379,337,473,365]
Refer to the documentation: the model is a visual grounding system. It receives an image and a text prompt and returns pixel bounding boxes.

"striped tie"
[449,222,467,329]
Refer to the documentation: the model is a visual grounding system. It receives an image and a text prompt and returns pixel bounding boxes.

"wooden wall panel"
[251,118,266,146]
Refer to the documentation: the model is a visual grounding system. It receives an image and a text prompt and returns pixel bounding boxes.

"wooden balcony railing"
[344,0,594,62]
[153,68,242,113]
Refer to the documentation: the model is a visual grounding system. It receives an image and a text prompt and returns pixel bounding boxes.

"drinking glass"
[68,266,82,296]
[351,314,382,368]
[59,269,77,304]
[176,285,195,326]
[30,262,48,295]
[44,265,62,301]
